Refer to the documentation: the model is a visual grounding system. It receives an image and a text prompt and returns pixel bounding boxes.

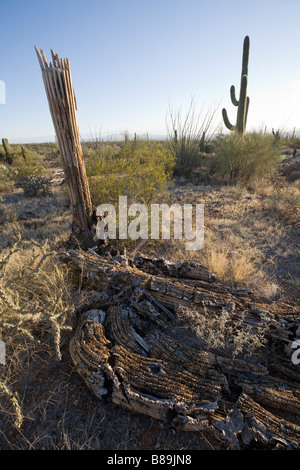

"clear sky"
[1,0,300,143]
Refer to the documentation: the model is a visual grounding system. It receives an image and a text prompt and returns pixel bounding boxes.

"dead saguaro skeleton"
[34,46,95,247]
[60,248,300,450]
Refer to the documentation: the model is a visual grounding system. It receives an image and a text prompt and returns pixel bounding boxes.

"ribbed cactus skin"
[222,35,250,135]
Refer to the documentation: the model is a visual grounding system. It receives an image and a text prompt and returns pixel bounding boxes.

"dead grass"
[0,190,72,249]
[142,179,299,303]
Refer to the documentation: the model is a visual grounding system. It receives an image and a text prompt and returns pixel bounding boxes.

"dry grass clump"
[0,380,23,431]
[200,245,266,286]
[0,238,74,359]
[0,239,75,433]
[191,226,278,297]
[259,179,300,229]
[0,191,72,249]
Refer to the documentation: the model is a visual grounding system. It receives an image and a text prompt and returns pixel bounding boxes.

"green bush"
[213,131,282,185]
[23,142,60,162]
[0,164,17,193]
[86,139,175,206]
[11,149,47,180]
[0,148,6,162]
[0,144,49,193]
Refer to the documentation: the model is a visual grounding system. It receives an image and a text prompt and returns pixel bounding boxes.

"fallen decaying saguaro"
[59,248,300,450]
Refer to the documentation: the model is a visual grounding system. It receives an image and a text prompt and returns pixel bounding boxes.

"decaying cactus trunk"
[34,46,95,247]
[60,248,300,450]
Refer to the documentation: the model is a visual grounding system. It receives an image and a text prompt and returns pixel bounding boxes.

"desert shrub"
[0,147,50,194]
[86,139,175,206]
[176,305,267,358]
[0,141,48,181]
[0,240,74,429]
[213,131,281,185]
[17,175,52,197]
[23,142,60,162]
[0,147,6,162]
[11,149,47,180]
[0,240,73,360]
[0,164,17,193]
[260,180,300,229]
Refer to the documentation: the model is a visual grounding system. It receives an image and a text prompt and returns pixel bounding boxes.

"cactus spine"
[222,35,250,135]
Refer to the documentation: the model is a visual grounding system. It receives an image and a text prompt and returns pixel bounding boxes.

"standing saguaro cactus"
[222,35,250,135]
[2,138,12,164]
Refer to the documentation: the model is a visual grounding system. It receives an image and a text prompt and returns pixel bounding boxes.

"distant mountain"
[8,129,300,145]
[9,132,169,145]
[9,135,56,144]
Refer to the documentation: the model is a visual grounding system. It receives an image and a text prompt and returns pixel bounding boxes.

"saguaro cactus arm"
[245,96,250,127]
[230,85,239,107]
[222,108,235,131]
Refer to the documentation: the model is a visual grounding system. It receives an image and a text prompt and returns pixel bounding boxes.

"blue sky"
[1,0,300,142]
